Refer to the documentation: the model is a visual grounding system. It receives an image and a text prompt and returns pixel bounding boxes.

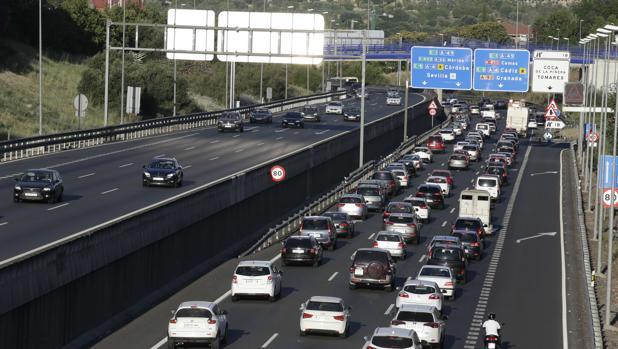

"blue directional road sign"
[411,46,473,90]
[473,49,530,92]
[598,155,618,189]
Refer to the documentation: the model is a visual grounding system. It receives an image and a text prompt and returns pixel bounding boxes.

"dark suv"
[427,244,467,284]
[415,184,445,209]
[349,248,396,291]
[452,217,486,240]
[452,231,483,261]
[217,112,244,132]
[281,235,323,266]
[249,108,273,123]
[371,171,400,196]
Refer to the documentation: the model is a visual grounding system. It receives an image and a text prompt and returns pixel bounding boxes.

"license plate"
[153,177,164,181]
[488,343,496,349]
[293,248,304,254]
[354,268,364,276]
[225,124,233,128]
[312,233,321,239]
[245,279,257,284]
[24,193,38,197]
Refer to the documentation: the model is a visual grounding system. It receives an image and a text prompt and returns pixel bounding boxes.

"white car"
[390,169,409,188]
[404,196,431,223]
[231,260,282,301]
[417,265,456,300]
[326,102,343,114]
[413,147,433,163]
[454,141,469,151]
[299,296,350,337]
[451,123,463,136]
[402,154,423,170]
[373,231,406,259]
[387,96,402,105]
[451,104,461,113]
[337,194,368,219]
[396,279,443,312]
[475,123,491,137]
[470,106,480,115]
[462,145,480,161]
[168,301,228,349]
[425,176,450,197]
[438,129,455,142]
[528,119,538,129]
[390,304,446,347]
[362,327,423,349]
[475,175,500,201]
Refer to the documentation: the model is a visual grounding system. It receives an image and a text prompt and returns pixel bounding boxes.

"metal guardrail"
[240,115,451,257]
[0,91,346,163]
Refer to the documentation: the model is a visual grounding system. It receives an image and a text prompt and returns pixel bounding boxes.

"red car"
[430,169,454,187]
[426,135,446,152]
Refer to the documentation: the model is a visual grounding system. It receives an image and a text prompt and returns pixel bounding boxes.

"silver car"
[356,185,385,211]
[462,145,480,161]
[384,212,422,244]
[300,216,338,250]
[448,154,469,170]
[337,194,368,219]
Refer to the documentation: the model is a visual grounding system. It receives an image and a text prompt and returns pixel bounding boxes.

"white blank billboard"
[166,9,215,61]
[217,12,324,64]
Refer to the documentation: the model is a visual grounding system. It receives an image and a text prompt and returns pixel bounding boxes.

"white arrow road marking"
[516,232,557,243]
[530,171,558,176]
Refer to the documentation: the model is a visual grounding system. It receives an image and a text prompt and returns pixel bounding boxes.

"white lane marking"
[235,148,244,153]
[78,173,95,179]
[101,188,118,195]
[257,142,265,146]
[261,333,279,348]
[209,157,219,161]
[470,179,475,183]
[384,303,395,315]
[316,129,331,135]
[275,137,284,140]
[328,272,338,282]
[559,149,568,349]
[245,127,257,131]
[441,221,447,227]
[294,131,300,135]
[0,172,22,180]
[531,170,558,177]
[275,128,289,133]
[450,208,456,214]
[119,163,133,168]
[150,338,167,349]
[368,233,375,240]
[0,222,8,227]
[251,128,260,133]
[441,162,445,166]
[209,140,220,144]
[232,134,240,138]
[47,203,69,211]
[154,154,165,158]
[418,254,426,263]
[184,146,195,151]
[475,171,480,175]
[184,165,192,169]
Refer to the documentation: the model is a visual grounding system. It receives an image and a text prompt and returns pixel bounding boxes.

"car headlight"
[43,187,51,191]
[14,186,21,190]
[144,171,151,177]
[166,173,175,178]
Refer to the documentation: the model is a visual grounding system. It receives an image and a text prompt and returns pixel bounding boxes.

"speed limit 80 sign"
[602,188,618,208]
[270,165,286,182]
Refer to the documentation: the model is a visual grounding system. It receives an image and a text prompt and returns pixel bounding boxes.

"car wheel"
[218,129,223,132]
[312,258,319,267]
[13,197,20,203]
[301,124,305,128]
[222,326,229,345]
[348,283,357,290]
[401,252,406,261]
[48,194,56,204]
[385,282,394,292]
[448,294,455,301]
[57,192,63,202]
[211,338,220,349]
[231,295,239,302]
[348,230,354,238]
[338,329,347,338]
[475,254,481,261]
[269,295,277,302]
[330,240,337,250]
[300,330,307,336]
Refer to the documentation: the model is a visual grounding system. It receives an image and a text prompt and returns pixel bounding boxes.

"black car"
[427,243,467,283]
[495,99,508,109]
[14,169,64,203]
[484,166,508,185]
[142,157,183,187]
[281,236,322,266]
[415,184,444,209]
[343,107,361,121]
[281,112,305,128]
[452,231,483,261]
[218,112,244,132]
[302,106,321,122]
[348,248,396,291]
[323,212,355,238]
[249,108,273,124]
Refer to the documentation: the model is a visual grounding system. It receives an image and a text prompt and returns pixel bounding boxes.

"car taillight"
[169,319,177,324]
[349,266,355,273]
[445,281,454,287]
[372,242,379,247]
[302,313,313,319]
[398,292,409,298]
[232,276,237,284]
[333,315,345,321]
[367,346,377,349]
[207,319,217,324]
[391,320,405,326]
[398,242,405,248]
[267,275,273,284]
[429,294,440,300]
[471,242,480,247]
[340,223,349,227]
[309,248,316,254]
[424,322,440,328]
[383,212,390,218]
[407,223,416,228]
[459,269,465,275]
[337,203,345,207]
[281,247,287,254]
[355,203,363,207]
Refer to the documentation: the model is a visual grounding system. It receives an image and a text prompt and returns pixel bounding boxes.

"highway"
[0,89,423,262]
[93,116,571,349]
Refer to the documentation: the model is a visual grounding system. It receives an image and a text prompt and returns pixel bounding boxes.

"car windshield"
[463,146,477,151]
[175,308,212,319]
[388,215,414,224]
[284,238,312,248]
[404,284,437,294]
[345,108,360,114]
[285,112,302,119]
[453,232,477,243]
[253,109,269,114]
[149,160,175,169]
[354,250,388,264]
[420,267,451,277]
[387,203,412,214]
[306,301,343,312]
[372,172,394,180]
[357,187,380,196]
[302,219,329,230]
[455,219,481,230]
[303,107,317,112]
[324,212,347,221]
[478,179,497,187]
[432,248,461,261]
[340,196,362,204]
[328,102,341,107]
[392,170,406,177]
[371,336,413,348]
[377,234,401,242]
[221,113,239,120]
[397,311,434,323]
[20,171,53,182]
[235,266,270,276]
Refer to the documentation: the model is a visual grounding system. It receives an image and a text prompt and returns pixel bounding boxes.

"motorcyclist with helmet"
[482,313,502,348]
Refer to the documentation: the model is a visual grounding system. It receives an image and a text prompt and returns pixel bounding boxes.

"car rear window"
[324,212,347,221]
[463,145,477,151]
[235,266,271,276]
[372,172,394,180]
[392,170,406,177]
[428,177,446,184]
[429,136,442,142]
[404,284,437,294]
[340,196,362,203]
[354,250,388,264]
[387,203,413,214]
[455,219,481,230]
[397,311,434,323]
[420,267,451,277]
[284,238,312,248]
[419,185,440,193]
[451,155,466,160]
[452,232,477,242]
[358,187,380,196]
[477,179,497,187]
[371,336,413,348]
[306,301,343,312]
[432,248,462,261]
[388,215,414,224]
[377,234,401,242]
[302,219,329,230]
[175,308,212,319]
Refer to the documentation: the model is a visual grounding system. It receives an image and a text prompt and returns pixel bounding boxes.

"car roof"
[477,175,499,181]
[373,326,414,338]
[177,301,215,310]
[388,212,415,218]
[420,264,452,271]
[398,304,437,313]
[237,260,272,267]
[303,215,331,220]
[356,247,390,254]
[419,183,442,189]
[376,231,402,238]
[308,296,343,303]
[431,235,460,242]
[286,235,312,240]
[342,193,364,199]
[432,243,464,250]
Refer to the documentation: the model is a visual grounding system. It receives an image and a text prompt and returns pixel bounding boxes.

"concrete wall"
[0,96,443,348]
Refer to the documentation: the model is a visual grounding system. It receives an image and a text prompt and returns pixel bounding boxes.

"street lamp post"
[563,37,570,52]
[285,5,294,99]
[547,36,554,50]
[580,19,584,40]
[38,0,43,135]
[397,33,402,86]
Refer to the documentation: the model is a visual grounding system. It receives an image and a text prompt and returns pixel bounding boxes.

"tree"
[459,22,510,44]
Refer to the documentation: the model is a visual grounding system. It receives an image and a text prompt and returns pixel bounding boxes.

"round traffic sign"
[543,132,553,141]
[587,132,599,142]
[270,165,286,182]
[73,94,88,111]
[603,188,618,208]
[429,109,437,117]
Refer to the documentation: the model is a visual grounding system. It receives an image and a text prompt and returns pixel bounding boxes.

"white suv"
[363,327,423,349]
[299,296,351,337]
[167,301,228,349]
[326,101,343,114]
[396,279,443,312]
[475,175,500,201]
[231,260,282,302]
[390,304,446,348]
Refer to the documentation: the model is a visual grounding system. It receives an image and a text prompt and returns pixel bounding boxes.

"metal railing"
[0,90,346,163]
[240,114,451,257]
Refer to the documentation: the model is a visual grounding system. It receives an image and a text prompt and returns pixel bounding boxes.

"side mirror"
[220,310,228,315]
[14,177,18,182]
[363,336,369,342]
[442,315,448,320]
[348,305,353,310]
[142,165,146,169]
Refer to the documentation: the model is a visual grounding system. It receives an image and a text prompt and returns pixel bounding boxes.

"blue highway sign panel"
[411,46,473,90]
[473,49,530,92]
[598,155,618,189]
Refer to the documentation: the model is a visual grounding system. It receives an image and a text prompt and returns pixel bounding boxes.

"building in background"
[499,20,533,46]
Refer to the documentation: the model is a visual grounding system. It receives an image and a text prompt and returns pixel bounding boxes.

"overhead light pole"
[38,0,43,135]
[563,37,570,52]
[285,5,294,99]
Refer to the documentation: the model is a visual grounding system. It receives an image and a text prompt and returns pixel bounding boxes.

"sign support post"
[403,80,409,142]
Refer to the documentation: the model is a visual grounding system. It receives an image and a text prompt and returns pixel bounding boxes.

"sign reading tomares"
[532,50,570,93]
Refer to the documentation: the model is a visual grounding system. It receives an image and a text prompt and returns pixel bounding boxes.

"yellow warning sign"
[437,64,445,71]
[519,67,527,74]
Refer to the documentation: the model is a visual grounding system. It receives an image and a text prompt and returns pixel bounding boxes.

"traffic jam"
[165,98,524,349]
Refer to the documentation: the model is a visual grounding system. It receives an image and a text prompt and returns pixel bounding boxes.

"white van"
[474,175,500,201]
[475,123,490,137]
[459,189,493,235]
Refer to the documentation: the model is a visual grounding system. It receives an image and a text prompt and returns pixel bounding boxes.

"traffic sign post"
[602,188,618,208]
[531,50,570,93]
[545,120,565,129]
[427,100,438,127]
[270,165,286,182]
[544,99,561,120]
[73,94,88,130]
[473,49,530,92]
[410,46,473,90]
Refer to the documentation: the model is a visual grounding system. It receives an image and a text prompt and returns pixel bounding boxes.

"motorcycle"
[484,334,500,349]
